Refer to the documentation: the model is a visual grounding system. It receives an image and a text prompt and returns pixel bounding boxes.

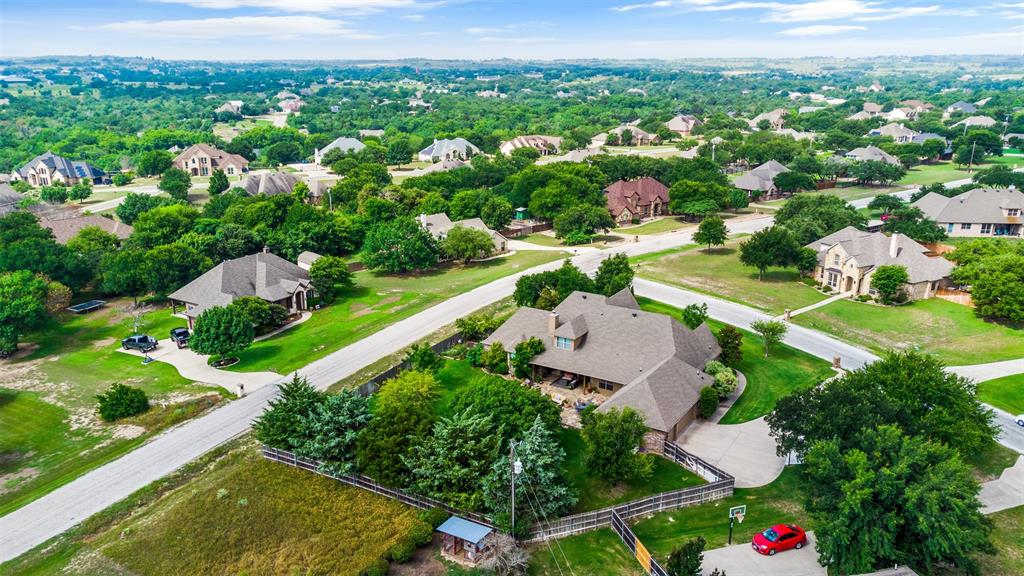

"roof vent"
[631,312,637,317]
[582,294,587,299]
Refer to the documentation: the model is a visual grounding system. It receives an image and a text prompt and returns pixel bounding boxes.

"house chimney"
[548,312,559,337]
[889,233,899,258]
[262,245,270,254]
[419,213,427,227]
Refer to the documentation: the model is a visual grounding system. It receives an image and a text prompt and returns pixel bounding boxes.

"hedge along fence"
[354,332,467,397]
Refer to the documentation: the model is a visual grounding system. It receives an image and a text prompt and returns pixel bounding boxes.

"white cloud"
[99,15,365,39]
[611,0,719,11]
[401,13,425,20]
[153,0,418,11]
[465,26,502,34]
[477,36,557,44]
[854,5,941,21]
[687,1,944,23]
[780,24,867,35]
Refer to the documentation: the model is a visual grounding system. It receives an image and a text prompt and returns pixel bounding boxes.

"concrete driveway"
[677,417,787,488]
[703,532,825,576]
[117,344,280,394]
[980,455,1024,514]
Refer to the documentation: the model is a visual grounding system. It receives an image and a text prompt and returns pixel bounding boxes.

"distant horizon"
[1,0,1021,61]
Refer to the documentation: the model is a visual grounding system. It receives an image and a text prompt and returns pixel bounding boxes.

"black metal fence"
[354,332,467,397]
[262,446,493,526]
[611,510,669,576]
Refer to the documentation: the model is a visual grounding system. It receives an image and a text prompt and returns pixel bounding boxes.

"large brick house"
[912,187,1024,238]
[604,177,670,224]
[484,289,720,447]
[172,144,249,177]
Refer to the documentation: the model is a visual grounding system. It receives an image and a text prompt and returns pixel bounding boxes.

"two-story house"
[912,187,1024,238]
[10,152,107,186]
[172,144,249,177]
[604,177,670,224]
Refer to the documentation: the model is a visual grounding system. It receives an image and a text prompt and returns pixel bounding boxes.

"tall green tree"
[693,215,727,253]
[143,243,210,295]
[581,407,652,484]
[100,249,148,303]
[666,536,706,576]
[870,264,909,304]
[356,370,439,486]
[405,410,501,511]
[715,325,743,367]
[188,304,254,359]
[483,417,577,535]
[750,319,787,357]
[159,167,192,201]
[296,389,371,476]
[361,217,438,273]
[804,426,991,575]
[442,225,495,263]
[253,374,324,449]
[68,181,93,203]
[207,168,230,195]
[308,255,354,303]
[594,253,634,296]
[739,226,800,280]
[0,270,49,355]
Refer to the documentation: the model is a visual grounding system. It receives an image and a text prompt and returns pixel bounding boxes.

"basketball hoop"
[728,505,747,544]
[734,513,744,524]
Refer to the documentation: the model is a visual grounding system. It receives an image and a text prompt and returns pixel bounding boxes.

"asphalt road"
[0,216,772,562]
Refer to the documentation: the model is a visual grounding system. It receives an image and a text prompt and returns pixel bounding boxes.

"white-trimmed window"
[598,381,614,391]
[555,336,572,350]
[981,223,992,234]
[1008,209,1021,217]
[961,223,972,230]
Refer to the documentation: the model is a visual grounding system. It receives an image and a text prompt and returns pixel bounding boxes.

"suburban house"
[418,138,481,162]
[733,160,790,197]
[610,124,659,146]
[604,177,670,224]
[10,151,108,186]
[536,147,602,166]
[952,116,997,129]
[483,289,721,448]
[946,101,977,115]
[901,99,935,113]
[868,123,919,143]
[359,129,385,138]
[418,212,507,254]
[912,187,1024,238]
[808,227,953,300]
[748,108,787,130]
[846,110,874,121]
[498,135,563,156]
[845,145,900,165]
[172,144,249,177]
[0,183,24,216]
[861,102,884,116]
[240,172,302,197]
[279,98,305,113]
[168,250,314,329]
[214,100,243,115]
[314,136,365,165]
[40,214,133,244]
[665,114,702,137]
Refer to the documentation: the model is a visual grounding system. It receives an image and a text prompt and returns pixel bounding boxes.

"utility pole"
[510,442,522,534]
[967,141,977,173]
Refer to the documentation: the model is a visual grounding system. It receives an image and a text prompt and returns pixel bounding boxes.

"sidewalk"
[980,456,1024,514]
[782,292,848,319]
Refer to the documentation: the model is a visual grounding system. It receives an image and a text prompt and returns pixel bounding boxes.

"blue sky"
[1,1,1021,60]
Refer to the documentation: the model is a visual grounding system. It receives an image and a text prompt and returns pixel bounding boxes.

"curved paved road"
[0,217,773,562]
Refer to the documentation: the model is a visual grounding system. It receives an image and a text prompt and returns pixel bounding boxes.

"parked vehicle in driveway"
[752,524,807,556]
[122,334,158,353]
[169,327,190,348]
[1016,414,1024,427]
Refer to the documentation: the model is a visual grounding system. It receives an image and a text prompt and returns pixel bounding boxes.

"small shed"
[514,207,529,220]
[436,515,494,566]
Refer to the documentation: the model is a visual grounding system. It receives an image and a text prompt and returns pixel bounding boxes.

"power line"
[519,470,578,576]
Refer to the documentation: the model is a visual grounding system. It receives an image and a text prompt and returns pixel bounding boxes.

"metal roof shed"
[436,516,494,566]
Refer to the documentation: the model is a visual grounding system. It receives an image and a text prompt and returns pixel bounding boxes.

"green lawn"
[633,467,810,561]
[822,184,901,202]
[897,162,970,186]
[1,303,224,514]
[793,298,1024,365]
[433,361,705,513]
[527,528,644,576]
[978,374,1024,415]
[230,250,567,374]
[975,505,1024,576]
[618,217,691,235]
[635,242,828,315]
[965,442,1020,483]
[638,299,835,424]
[520,232,621,248]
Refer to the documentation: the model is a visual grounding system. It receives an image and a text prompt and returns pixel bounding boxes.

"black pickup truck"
[169,327,191,349]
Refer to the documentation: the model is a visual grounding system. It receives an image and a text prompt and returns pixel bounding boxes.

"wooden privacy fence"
[262,446,494,527]
[935,288,973,307]
[612,510,669,576]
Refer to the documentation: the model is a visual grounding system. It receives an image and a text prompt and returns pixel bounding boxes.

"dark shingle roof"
[168,251,309,317]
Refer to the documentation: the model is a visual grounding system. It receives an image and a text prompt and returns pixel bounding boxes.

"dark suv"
[169,327,190,349]
[122,334,158,353]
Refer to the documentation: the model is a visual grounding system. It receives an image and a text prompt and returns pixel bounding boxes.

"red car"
[752,524,807,556]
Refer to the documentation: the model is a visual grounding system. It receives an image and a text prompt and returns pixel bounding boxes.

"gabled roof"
[948,100,977,113]
[168,251,309,318]
[173,144,249,169]
[0,183,23,216]
[40,214,132,244]
[320,137,365,156]
[808,226,953,283]
[845,145,900,165]
[17,151,105,180]
[604,177,669,216]
[912,188,1024,224]
[665,114,702,132]
[419,212,502,240]
[869,123,919,139]
[733,160,790,192]
[420,138,480,158]
[483,290,720,433]
[241,172,301,196]
[951,115,997,128]
[911,133,946,145]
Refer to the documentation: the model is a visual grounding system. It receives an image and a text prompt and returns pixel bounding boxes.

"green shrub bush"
[96,383,150,421]
[466,343,484,367]
[703,360,728,376]
[418,507,449,529]
[388,537,416,563]
[699,386,719,419]
[563,231,592,245]
[408,520,434,546]
[361,558,389,576]
[712,370,738,400]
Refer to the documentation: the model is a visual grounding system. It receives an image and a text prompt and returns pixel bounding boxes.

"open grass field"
[519,232,621,248]
[1,302,224,514]
[230,250,567,374]
[822,184,901,202]
[617,216,692,235]
[635,242,828,315]
[433,360,705,513]
[638,299,835,424]
[527,528,644,576]
[1,440,420,576]
[897,162,970,186]
[978,374,1024,415]
[973,505,1024,576]
[792,298,1024,365]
